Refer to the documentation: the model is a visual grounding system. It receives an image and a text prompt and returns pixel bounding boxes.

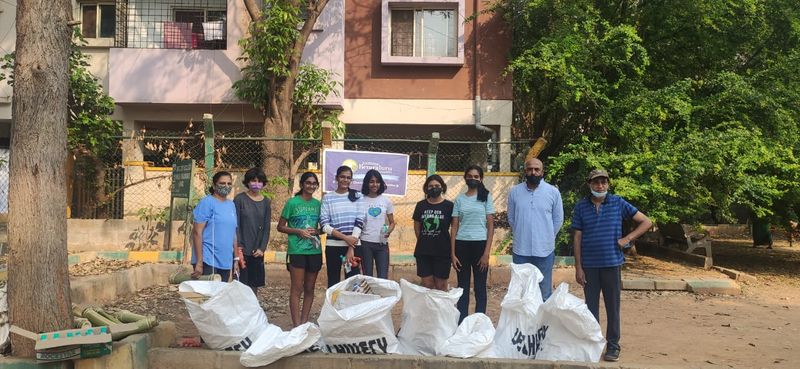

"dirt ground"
[103,238,800,368]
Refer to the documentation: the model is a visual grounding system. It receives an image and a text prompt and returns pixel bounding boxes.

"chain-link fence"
[70,130,525,245]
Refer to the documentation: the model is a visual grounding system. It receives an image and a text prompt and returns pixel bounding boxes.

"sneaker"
[604,348,620,362]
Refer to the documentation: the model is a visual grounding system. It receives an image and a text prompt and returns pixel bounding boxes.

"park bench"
[658,223,713,268]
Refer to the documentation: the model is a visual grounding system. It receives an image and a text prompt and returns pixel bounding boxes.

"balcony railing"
[112,0,227,50]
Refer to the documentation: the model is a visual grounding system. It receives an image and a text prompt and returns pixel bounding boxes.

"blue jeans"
[512,251,555,300]
[360,240,390,279]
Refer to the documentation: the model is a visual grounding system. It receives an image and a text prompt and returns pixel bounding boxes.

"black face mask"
[465,179,480,189]
[426,187,443,198]
[526,175,543,186]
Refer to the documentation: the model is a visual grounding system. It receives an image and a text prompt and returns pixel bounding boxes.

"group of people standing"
[190,159,651,363]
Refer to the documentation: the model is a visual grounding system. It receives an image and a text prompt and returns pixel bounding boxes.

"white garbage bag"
[436,313,496,358]
[493,263,545,359]
[536,283,605,362]
[396,279,462,355]
[179,280,268,351]
[318,275,402,354]
[240,322,321,367]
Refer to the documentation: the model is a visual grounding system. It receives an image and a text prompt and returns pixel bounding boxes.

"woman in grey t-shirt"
[233,167,271,294]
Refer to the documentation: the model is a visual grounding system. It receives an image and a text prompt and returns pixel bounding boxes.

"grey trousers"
[583,266,621,350]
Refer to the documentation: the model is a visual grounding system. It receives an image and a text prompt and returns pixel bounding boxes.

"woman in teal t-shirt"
[277,172,322,327]
[451,165,495,323]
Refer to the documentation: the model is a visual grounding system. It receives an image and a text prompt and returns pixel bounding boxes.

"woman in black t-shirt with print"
[412,175,454,291]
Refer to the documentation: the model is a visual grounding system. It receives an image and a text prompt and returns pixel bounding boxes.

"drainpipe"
[472,0,497,169]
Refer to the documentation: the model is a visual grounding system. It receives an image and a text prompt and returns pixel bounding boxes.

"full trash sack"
[239,322,320,367]
[493,263,545,359]
[535,283,605,362]
[436,313,496,358]
[494,263,606,362]
[179,280,268,351]
[396,279,462,355]
[318,275,402,354]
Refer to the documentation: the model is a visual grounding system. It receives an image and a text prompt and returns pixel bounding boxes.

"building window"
[116,0,227,50]
[81,3,116,39]
[390,9,457,58]
[381,0,464,66]
[167,8,226,49]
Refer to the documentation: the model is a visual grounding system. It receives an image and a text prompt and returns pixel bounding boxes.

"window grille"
[390,8,457,57]
[113,0,227,50]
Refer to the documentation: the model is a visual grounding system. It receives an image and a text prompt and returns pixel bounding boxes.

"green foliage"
[233,1,343,141]
[261,176,290,200]
[293,64,344,139]
[500,0,800,233]
[68,29,121,158]
[129,206,169,250]
[1,29,121,158]
[234,0,302,113]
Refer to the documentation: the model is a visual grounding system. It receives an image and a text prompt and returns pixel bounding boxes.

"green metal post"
[203,114,215,192]
[427,132,439,178]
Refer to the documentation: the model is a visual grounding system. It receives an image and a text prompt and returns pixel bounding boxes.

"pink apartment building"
[0,0,512,217]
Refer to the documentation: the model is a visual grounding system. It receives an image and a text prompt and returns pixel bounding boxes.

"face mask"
[591,190,607,198]
[215,185,232,197]
[248,182,264,191]
[526,175,543,185]
[426,187,443,198]
[465,179,480,189]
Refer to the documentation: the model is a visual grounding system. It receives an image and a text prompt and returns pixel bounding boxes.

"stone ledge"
[711,266,757,284]
[621,279,655,290]
[147,348,670,369]
[74,321,176,369]
[685,279,741,295]
[70,264,175,305]
[66,251,576,268]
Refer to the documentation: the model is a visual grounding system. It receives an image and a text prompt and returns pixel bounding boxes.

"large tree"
[500,0,800,232]
[235,0,337,200]
[8,0,74,357]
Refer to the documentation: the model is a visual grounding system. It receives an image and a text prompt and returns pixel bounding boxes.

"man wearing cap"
[572,169,652,362]
[507,157,563,300]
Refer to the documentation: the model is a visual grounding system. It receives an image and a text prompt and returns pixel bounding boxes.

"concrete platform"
[685,279,741,295]
[69,263,176,305]
[147,348,681,369]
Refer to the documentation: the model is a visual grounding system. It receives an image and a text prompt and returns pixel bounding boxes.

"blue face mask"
[591,190,607,198]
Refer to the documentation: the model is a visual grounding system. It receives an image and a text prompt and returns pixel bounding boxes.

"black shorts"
[287,253,323,273]
[238,255,265,288]
[416,255,451,279]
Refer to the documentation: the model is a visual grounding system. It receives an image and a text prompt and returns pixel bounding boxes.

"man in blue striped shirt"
[572,169,652,362]
[507,158,563,300]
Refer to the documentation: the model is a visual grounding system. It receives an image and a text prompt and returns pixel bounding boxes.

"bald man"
[506,158,564,300]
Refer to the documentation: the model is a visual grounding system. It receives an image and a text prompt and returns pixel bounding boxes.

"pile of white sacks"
[179,263,606,367]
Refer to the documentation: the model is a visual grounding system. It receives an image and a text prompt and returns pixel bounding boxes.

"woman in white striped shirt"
[320,165,364,287]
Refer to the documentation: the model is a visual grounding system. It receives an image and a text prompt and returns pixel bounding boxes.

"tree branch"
[243,0,262,21]
[290,148,314,183]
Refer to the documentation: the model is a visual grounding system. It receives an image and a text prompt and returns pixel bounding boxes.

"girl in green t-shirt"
[277,172,322,327]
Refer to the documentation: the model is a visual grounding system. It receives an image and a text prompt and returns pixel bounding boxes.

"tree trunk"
[8,0,73,357]
[262,87,294,219]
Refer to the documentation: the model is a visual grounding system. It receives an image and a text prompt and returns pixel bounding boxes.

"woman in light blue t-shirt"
[192,171,239,281]
[450,165,495,323]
